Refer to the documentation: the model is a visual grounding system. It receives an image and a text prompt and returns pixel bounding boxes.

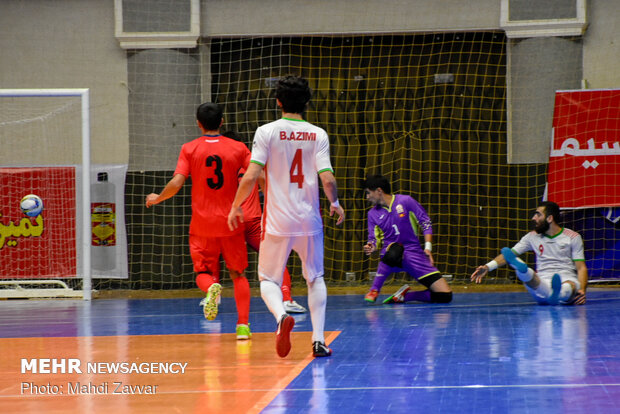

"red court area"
[0,331,340,414]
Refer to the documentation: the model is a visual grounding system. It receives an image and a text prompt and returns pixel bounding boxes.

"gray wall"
[201,0,500,36]
[0,0,129,165]
[583,0,620,90]
[507,37,583,164]
[127,49,202,170]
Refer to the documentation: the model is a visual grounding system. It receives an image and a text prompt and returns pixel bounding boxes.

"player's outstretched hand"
[363,242,376,256]
[330,204,345,225]
[470,265,488,284]
[572,289,586,305]
[227,206,244,231]
[145,193,159,208]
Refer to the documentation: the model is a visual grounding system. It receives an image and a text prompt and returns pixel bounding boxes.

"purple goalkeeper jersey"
[367,194,433,255]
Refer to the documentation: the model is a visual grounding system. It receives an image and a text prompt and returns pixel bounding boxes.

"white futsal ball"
[20,194,44,217]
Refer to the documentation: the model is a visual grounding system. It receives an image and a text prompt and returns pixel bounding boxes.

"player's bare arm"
[228,162,263,230]
[257,170,266,193]
[145,174,186,208]
[471,254,506,283]
[319,170,344,225]
[423,234,434,265]
[573,260,588,305]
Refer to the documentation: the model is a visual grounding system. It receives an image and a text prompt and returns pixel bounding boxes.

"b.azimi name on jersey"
[280,131,317,141]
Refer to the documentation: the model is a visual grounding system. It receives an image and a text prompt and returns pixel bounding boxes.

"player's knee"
[430,291,452,303]
[228,269,246,280]
[307,275,326,288]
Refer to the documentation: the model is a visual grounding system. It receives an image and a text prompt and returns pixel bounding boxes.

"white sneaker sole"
[283,301,307,313]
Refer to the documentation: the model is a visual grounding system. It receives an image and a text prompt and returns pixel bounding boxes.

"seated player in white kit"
[471,201,588,305]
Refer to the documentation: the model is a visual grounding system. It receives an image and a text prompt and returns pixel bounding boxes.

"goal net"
[123,33,618,292]
[124,33,532,290]
[209,34,619,285]
[208,33,529,286]
[0,89,92,298]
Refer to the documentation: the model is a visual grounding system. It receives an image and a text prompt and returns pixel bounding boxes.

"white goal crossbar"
[0,89,92,300]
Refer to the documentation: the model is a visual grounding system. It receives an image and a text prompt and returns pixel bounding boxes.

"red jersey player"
[146,102,253,340]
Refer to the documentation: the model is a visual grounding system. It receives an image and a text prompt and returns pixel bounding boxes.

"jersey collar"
[543,227,565,238]
[203,134,221,142]
[380,195,396,212]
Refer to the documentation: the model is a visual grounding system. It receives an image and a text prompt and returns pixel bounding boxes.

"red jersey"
[240,179,262,220]
[174,134,250,237]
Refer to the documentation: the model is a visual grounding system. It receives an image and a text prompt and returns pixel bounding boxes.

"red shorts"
[244,216,262,252]
[189,233,248,276]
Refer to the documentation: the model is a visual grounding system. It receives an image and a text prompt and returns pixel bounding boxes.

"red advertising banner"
[548,89,620,208]
[0,167,77,278]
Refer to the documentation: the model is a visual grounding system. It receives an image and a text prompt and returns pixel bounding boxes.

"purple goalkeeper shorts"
[377,244,440,283]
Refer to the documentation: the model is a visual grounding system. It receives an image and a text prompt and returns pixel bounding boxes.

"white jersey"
[251,117,333,236]
[512,228,585,280]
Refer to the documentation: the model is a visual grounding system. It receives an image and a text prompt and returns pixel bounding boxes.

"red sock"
[281,268,292,302]
[196,273,217,293]
[232,276,250,325]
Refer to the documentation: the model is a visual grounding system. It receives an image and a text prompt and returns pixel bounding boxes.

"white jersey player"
[228,75,345,358]
[471,201,588,305]
[251,117,333,236]
[511,228,584,282]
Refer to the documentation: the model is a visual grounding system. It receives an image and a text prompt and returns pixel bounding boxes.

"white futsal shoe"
[283,300,307,313]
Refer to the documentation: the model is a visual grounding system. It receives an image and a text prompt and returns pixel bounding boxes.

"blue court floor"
[1,289,620,413]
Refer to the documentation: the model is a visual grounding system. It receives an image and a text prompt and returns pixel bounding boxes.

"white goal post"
[0,89,92,300]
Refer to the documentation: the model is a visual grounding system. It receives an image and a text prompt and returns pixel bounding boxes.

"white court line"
[145,382,620,393]
[340,293,620,313]
[4,382,620,398]
[278,382,620,391]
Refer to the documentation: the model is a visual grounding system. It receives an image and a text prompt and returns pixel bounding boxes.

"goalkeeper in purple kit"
[362,175,452,304]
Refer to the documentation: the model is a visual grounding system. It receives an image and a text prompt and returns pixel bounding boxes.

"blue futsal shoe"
[547,273,562,305]
[501,247,528,274]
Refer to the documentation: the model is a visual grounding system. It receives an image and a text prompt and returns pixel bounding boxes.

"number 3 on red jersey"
[290,148,304,188]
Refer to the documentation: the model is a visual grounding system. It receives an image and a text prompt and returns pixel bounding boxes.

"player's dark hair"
[275,75,311,114]
[196,102,223,130]
[363,174,391,194]
[540,201,561,224]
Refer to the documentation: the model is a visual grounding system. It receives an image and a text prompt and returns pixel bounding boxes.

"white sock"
[307,277,327,343]
[525,279,551,304]
[260,280,286,323]
[516,267,535,283]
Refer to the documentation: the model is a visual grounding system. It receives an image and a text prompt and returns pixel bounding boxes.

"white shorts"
[539,271,581,291]
[257,232,324,285]
[528,271,581,305]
